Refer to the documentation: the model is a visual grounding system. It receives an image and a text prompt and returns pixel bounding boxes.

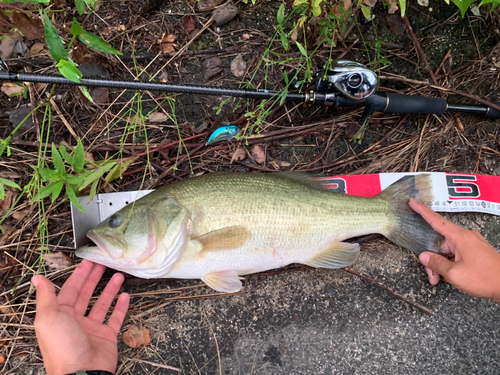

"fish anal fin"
[195,226,251,252]
[202,270,242,293]
[305,242,360,269]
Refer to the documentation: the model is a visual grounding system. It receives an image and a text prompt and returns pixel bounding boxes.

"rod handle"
[485,104,500,120]
[385,92,447,115]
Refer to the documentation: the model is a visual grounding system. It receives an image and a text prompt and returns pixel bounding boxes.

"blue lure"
[206,125,240,145]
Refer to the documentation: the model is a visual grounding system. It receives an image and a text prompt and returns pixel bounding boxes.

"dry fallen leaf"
[0,171,22,179]
[123,325,150,348]
[231,147,247,163]
[11,12,44,40]
[276,160,291,167]
[385,0,399,14]
[89,87,109,105]
[12,209,29,222]
[148,111,168,123]
[231,55,247,78]
[386,14,406,35]
[0,190,13,214]
[201,56,223,81]
[0,36,18,60]
[213,3,239,26]
[1,82,24,97]
[0,354,5,364]
[197,0,225,11]
[30,43,45,57]
[184,15,196,35]
[160,34,177,53]
[42,252,72,270]
[251,145,266,164]
[125,114,145,127]
[291,26,298,42]
[242,33,251,40]
[455,117,464,132]
[363,0,377,7]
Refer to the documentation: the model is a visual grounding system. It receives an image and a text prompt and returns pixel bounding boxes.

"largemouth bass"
[76,173,442,292]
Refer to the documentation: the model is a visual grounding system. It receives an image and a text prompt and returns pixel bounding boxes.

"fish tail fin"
[378,174,443,255]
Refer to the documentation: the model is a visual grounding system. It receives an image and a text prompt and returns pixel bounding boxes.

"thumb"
[32,275,58,314]
[419,252,455,277]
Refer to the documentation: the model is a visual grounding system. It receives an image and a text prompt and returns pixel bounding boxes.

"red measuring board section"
[445,173,500,203]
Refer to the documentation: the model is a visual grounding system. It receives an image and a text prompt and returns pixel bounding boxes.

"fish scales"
[76,173,443,292]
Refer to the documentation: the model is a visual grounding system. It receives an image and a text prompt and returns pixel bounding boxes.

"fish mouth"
[86,230,106,253]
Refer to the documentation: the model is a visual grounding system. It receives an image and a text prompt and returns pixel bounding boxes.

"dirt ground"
[1,0,500,373]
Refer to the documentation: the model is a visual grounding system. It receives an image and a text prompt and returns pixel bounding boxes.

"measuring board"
[71,172,500,248]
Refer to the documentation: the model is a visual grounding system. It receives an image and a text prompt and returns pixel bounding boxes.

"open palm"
[33,260,130,375]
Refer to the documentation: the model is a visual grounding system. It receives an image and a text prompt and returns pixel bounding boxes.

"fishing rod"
[1,60,499,120]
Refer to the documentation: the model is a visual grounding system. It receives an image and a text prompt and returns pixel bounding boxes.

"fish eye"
[108,213,122,228]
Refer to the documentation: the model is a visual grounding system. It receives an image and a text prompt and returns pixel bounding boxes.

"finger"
[107,292,130,335]
[409,199,462,239]
[88,273,125,324]
[425,266,441,285]
[32,275,58,314]
[73,263,107,315]
[57,260,94,307]
[419,252,455,278]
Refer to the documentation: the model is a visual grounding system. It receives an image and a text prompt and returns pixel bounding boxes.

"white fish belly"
[165,232,348,280]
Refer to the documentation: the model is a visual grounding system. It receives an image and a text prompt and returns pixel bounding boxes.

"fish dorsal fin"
[305,242,360,269]
[277,173,329,191]
[195,226,251,252]
[202,270,242,293]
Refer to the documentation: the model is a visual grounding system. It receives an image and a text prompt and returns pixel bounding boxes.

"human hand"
[410,199,500,302]
[32,260,130,375]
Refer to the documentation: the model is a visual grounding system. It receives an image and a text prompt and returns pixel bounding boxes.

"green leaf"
[361,5,372,20]
[56,59,82,84]
[51,143,66,174]
[277,3,285,24]
[89,178,99,202]
[70,18,85,35]
[79,161,116,190]
[104,159,134,183]
[41,11,67,63]
[51,181,64,203]
[66,185,85,212]
[32,182,59,202]
[311,0,322,16]
[65,175,86,185]
[451,0,475,16]
[280,31,289,52]
[75,0,86,16]
[0,177,21,190]
[78,86,94,102]
[398,0,406,16]
[59,144,73,165]
[78,32,123,55]
[295,41,307,57]
[0,184,4,200]
[34,167,56,182]
[73,139,85,173]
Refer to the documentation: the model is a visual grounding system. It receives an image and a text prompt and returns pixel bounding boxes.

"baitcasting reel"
[312,60,378,100]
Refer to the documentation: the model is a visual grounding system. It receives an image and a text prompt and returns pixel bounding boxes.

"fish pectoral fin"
[305,242,360,269]
[202,270,242,293]
[195,226,251,252]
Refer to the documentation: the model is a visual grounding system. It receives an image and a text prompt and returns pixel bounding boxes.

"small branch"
[403,16,439,87]
[343,267,432,316]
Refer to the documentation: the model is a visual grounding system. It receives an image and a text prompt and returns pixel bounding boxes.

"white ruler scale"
[71,172,500,247]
